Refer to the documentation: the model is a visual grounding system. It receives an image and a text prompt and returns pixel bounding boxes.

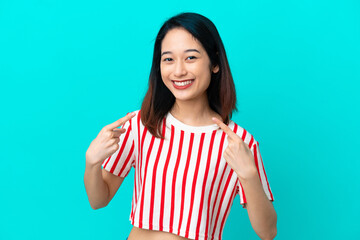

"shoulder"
[124,109,141,128]
[129,109,141,120]
[228,120,257,149]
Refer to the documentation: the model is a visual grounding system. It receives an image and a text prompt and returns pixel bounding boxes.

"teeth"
[173,80,193,86]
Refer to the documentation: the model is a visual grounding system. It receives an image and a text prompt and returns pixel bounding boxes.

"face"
[160,27,219,102]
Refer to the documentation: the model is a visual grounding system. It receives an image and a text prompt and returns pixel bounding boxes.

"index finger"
[212,117,238,139]
[106,112,136,130]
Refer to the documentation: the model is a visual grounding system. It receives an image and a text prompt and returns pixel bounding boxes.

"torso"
[128,226,190,240]
[104,110,253,240]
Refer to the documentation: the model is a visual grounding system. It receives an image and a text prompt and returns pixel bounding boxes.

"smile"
[172,79,194,89]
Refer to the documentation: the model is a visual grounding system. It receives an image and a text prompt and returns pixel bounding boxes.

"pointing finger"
[112,128,126,138]
[106,112,136,130]
[212,117,238,139]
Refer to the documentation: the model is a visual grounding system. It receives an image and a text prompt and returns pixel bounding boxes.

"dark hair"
[141,12,237,138]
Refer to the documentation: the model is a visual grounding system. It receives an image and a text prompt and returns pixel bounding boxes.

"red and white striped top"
[102,110,274,240]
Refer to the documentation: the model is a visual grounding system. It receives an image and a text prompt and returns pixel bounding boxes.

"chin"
[173,93,202,102]
[173,95,193,102]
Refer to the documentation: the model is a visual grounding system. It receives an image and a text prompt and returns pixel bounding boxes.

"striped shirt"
[102,110,274,240]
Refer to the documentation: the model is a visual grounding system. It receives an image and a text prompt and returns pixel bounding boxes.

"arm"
[84,161,125,209]
[84,112,136,209]
[239,171,277,240]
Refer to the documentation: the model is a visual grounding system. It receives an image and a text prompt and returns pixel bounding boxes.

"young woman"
[84,12,277,240]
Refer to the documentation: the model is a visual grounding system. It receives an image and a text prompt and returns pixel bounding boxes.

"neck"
[170,94,222,126]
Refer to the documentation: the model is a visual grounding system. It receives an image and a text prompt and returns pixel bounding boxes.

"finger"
[113,128,126,133]
[119,116,129,129]
[118,112,136,129]
[212,117,238,139]
[112,129,125,138]
[106,112,136,130]
[110,126,125,133]
[111,137,120,144]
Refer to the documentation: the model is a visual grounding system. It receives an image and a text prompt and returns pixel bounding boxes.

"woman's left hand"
[212,117,258,180]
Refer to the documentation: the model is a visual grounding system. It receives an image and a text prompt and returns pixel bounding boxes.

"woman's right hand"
[85,112,136,166]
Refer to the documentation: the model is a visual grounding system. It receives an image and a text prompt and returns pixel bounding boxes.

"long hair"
[141,12,237,138]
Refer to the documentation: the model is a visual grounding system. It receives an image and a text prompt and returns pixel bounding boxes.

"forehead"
[161,27,203,51]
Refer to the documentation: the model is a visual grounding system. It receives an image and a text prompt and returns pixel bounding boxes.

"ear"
[212,65,219,74]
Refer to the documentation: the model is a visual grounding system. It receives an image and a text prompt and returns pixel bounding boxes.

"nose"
[173,60,187,77]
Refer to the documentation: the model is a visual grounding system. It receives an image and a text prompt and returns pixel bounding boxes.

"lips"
[171,79,194,89]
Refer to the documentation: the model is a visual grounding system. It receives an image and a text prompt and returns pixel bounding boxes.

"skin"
[160,27,221,125]
[84,27,277,240]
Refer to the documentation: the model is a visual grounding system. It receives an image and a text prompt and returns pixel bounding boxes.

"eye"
[163,57,173,62]
[186,56,197,60]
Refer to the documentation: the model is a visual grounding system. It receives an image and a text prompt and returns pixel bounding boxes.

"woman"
[84,12,277,240]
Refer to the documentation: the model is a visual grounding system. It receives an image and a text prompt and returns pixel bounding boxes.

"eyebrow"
[161,49,201,56]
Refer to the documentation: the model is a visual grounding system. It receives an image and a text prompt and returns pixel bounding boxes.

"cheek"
[160,65,166,82]
[191,62,212,77]
[160,64,171,78]
[195,66,212,84]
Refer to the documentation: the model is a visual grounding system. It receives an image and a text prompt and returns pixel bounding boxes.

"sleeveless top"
[102,110,274,240]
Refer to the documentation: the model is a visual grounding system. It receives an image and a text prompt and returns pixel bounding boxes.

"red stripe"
[160,124,174,231]
[204,131,225,239]
[103,156,111,169]
[131,192,134,220]
[185,133,206,238]
[138,134,155,229]
[149,119,166,229]
[211,169,233,240]
[118,141,134,176]
[132,152,138,220]
[110,124,132,173]
[131,164,137,220]
[248,134,254,149]
[131,111,141,221]
[177,133,194,236]
[126,116,137,216]
[257,142,274,200]
[219,184,237,238]
[139,126,147,187]
[137,111,141,158]
[138,127,148,226]
[233,123,238,137]
[137,111,141,195]
[170,130,184,232]
[196,130,216,236]
[241,128,247,141]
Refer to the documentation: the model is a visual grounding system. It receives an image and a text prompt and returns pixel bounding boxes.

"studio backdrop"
[0,0,359,239]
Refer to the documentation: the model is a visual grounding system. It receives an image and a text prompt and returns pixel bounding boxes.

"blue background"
[1,0,359,239]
